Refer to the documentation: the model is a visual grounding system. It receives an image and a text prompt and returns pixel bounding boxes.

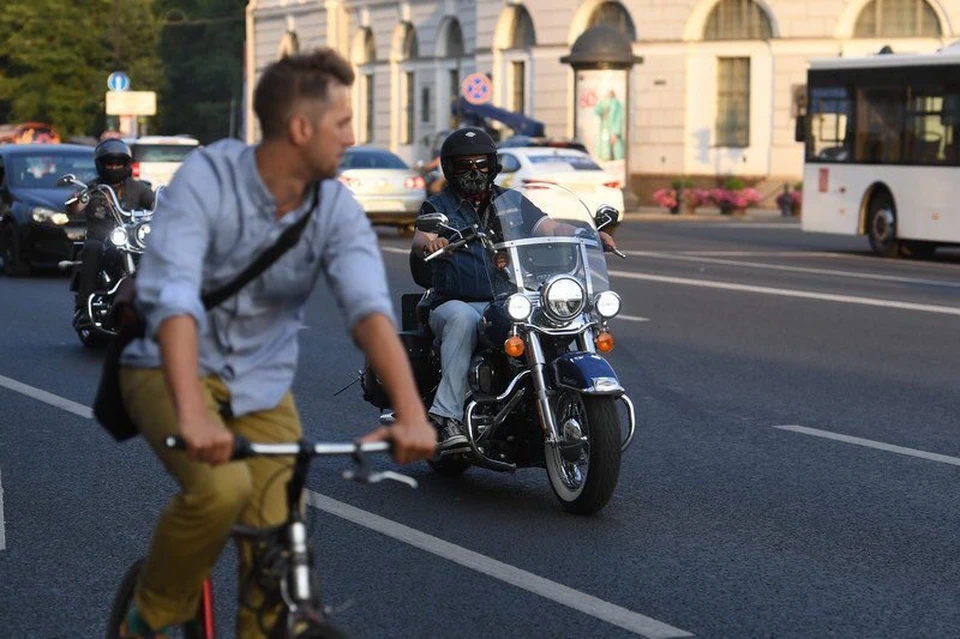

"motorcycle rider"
[411,128,617,451]
[67,139,156,306]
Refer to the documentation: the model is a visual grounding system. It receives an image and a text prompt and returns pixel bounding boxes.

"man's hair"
[254,48,355,139]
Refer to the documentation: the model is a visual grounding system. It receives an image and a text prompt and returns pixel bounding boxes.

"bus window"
[855,88,906,164]
[807,86,852,162]
[904,91,951,164]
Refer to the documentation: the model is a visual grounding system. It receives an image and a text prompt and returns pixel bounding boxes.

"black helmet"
[94,139,133,184]
[440,128,501,198]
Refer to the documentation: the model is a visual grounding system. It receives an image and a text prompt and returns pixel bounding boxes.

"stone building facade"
[245,0,960,200]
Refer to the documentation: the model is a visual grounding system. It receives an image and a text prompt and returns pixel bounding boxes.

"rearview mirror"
[56,174,78,188]
[415,212,449,234]
[594,205,620,230]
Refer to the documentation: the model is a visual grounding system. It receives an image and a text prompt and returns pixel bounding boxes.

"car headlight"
[135,222,151,246]
[594,291,621,319]
[109,227,129,247]
[541,276,586,322]
[505,293,533,321]
[32,207,69,225]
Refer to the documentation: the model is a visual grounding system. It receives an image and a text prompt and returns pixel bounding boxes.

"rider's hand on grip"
[422,237,449,259]
[361,417,436,465]
[165,434,253,462]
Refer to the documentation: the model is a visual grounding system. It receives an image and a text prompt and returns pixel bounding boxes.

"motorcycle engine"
[468,353,501,397]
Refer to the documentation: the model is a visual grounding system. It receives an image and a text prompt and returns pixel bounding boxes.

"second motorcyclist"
[67,139,155,306]
[411,128,617,451]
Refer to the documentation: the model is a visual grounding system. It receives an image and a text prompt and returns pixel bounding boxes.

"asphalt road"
[1,215,959,638]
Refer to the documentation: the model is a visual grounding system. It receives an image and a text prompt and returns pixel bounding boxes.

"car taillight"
[602,181,621,189]
[131,162,140,178]
[405,176,426,190]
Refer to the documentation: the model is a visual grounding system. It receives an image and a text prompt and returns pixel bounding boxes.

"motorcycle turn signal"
[504,335,525,358]
[595,332,615,353]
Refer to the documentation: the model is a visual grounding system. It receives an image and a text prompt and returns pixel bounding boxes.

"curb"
[622,207,800,223]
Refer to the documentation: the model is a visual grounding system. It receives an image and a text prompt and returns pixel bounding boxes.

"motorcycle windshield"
[487,183,610,296]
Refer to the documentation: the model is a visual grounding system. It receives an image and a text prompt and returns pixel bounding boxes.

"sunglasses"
[451,156,491,172]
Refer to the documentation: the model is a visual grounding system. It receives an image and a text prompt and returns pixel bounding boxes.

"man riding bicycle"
[117,49,436,637]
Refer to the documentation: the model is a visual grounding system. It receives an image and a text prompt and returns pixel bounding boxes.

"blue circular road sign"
[107,72,130,92]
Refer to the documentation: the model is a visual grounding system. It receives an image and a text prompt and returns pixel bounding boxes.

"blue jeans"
[428,300,489,421]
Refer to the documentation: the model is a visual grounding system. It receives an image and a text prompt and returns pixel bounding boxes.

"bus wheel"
[867,194,901,258]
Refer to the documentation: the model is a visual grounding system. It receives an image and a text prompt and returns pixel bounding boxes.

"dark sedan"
[0,144,96,275]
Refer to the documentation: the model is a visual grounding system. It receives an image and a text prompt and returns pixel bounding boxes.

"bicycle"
[106,435,417,639]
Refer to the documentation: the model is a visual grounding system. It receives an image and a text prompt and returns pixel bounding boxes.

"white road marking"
[609,270,960,317]
[381,246,408,255]
[306,491,692,638]
[623,252,960,289]
[0,373,691,637]
[0,374,93,419]
[0,466,6,551]
[671,222,799,229]
[773,425,960,467]
[618,315,650,322]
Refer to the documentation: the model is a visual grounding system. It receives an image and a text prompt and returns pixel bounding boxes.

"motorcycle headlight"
[594,291,621,319]
[32,207,68,225]
[109,227,129,247]
[505,293,533,321]
[541,276,586,322]
[135,223,151,246]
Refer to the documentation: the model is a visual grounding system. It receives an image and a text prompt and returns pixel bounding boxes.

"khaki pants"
[120,368,302,638]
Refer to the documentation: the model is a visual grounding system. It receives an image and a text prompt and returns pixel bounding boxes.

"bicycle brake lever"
[373,471,419,489]
[342,469,418,489]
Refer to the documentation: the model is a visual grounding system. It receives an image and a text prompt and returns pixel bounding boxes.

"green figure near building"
[594,89,625,161]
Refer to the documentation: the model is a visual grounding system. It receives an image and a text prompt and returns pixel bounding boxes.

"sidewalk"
[623,205,799,223]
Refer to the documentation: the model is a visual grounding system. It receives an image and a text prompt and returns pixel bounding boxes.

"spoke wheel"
[545,392,621,515]
[106,559,207,639]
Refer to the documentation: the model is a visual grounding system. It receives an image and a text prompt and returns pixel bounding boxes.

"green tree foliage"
[154,0,245,143]
[0,0,162,138]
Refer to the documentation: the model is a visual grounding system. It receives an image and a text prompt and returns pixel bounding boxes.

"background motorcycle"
[56,174,156,348]
[362,184,636,515]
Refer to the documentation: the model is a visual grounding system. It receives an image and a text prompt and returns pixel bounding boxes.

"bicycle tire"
[106,558,207,639]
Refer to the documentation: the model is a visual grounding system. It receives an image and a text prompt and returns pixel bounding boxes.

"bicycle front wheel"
[106,559,209,639]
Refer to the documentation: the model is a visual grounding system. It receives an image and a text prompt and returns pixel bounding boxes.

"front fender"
[549,352,624,396]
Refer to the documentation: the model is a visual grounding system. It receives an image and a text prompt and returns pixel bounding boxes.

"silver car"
[337,146,426,234]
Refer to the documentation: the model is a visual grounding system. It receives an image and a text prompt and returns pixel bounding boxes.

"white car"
[125,136,200,187]
[337,146,426,233]
[494,147,624,218]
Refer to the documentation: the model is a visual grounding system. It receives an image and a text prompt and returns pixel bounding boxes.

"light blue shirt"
[121,140,395,416]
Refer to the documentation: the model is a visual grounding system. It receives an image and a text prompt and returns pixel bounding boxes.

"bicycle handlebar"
[164,435,391,460]
[163,435,415,488]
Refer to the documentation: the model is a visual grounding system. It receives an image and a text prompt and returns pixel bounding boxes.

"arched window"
[399,22,419,60]
[855,0,941,38]
[586,1,637,42]
[509,5,536,49]
[394,23,419,145]
[352,28,376,143]
[704,0,773,40]
[442,18,464,58]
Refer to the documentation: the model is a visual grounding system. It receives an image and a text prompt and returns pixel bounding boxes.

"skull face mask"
[450,154,492,199]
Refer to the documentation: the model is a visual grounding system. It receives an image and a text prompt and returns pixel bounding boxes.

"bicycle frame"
[162,437,404,638]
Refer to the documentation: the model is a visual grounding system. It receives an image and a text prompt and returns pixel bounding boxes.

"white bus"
[798,45,960,257]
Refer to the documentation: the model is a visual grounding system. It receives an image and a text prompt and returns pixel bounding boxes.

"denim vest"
[422,188,497,302]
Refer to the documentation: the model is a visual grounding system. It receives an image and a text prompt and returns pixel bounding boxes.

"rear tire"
[545,394,621,515]
[106,559,207,639]
[866,193,901,258]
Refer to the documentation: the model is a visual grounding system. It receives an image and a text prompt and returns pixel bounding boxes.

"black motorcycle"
[56,174,156,348]
[361,184,636,514]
